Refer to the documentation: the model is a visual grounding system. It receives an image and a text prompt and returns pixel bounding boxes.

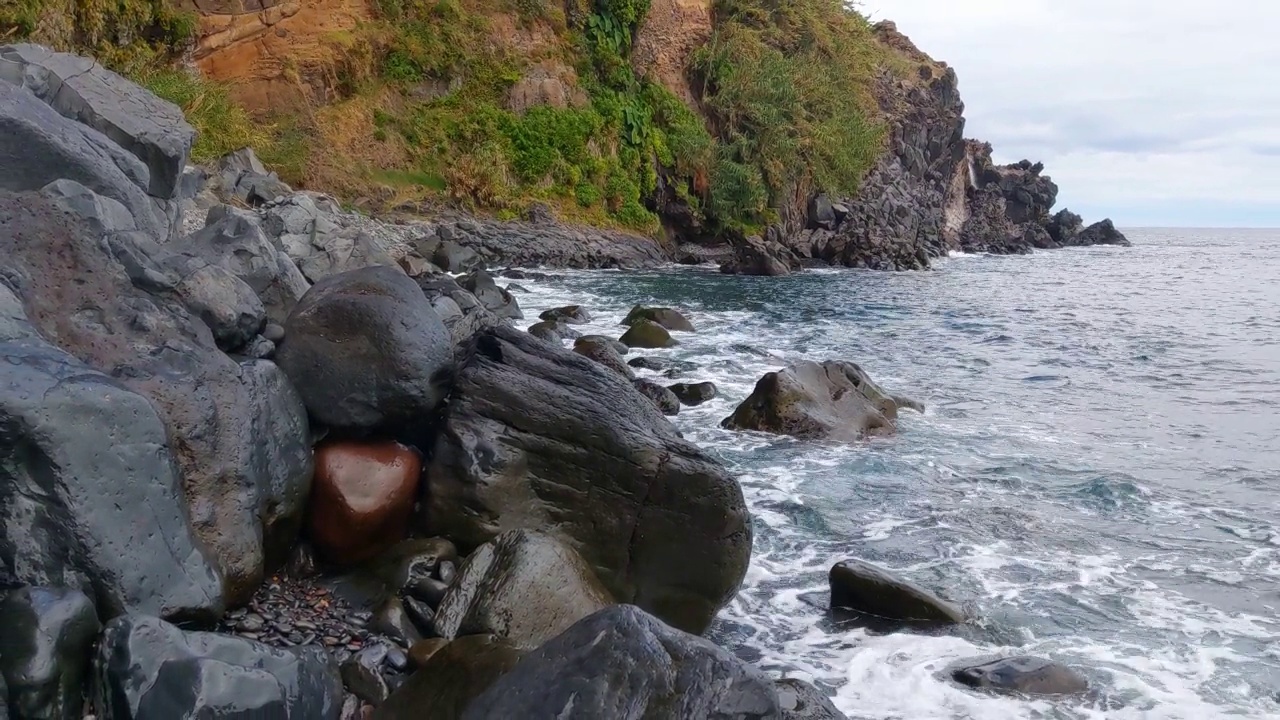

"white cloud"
[863,0,1280,226]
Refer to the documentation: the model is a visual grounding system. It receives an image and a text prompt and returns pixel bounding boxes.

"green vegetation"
[1,0,196,68]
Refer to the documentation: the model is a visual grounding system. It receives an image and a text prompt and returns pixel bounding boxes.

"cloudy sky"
[866,1,1280,227]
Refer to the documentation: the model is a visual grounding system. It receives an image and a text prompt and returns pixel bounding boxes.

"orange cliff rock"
[184,0,372,113]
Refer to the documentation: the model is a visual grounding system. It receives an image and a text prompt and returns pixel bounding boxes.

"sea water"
[510,228,1280,719]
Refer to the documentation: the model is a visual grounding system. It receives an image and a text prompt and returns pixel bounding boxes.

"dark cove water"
[514,229,1280,719]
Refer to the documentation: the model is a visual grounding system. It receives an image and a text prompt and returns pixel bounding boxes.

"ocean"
[511,228,1280,719]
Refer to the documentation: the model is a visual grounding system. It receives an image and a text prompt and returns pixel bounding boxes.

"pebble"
[385,647,409,673]
[437,560,457,585]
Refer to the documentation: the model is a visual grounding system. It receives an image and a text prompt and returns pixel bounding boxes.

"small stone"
[436,561,457,585]
[356,643,389,669]
[262,322,286,343]
[237,614,265,632]
[340,657,390,705]
[323,636,341,647]
[385,647,409,673]
[402,595,435,637]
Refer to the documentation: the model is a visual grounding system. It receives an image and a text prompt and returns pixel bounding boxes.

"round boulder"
[951,656,1088,696]
[573,337,635,379]
[622,305,694,332]
[307,440,422,566]
[620,319,678,349]
[828,559,965,626]
[276,265,453,431]
[539,305,591,325]
[633,379,680,416]
[668,381,718,406]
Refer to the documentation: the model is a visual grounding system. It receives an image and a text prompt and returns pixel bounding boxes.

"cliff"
[0,0,1128,270]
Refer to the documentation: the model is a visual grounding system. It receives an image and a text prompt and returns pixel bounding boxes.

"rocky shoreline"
[0,43,1105,719]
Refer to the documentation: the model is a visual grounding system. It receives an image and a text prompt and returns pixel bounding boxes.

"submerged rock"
[434,529,612,650]
[422,326,752,633]
[462,605,781,719]
[668,381,718,406]
[308,440,422,566]
[633,379,681,416]
[0,587,101,720]
[622,305,695,332]
[373,635,523,720]
[95,615,343,719]
[828,559,965,626]
[620,318,678,348]
[276,265,453,431]
[951,656,1088,696]
[723,360,921,442]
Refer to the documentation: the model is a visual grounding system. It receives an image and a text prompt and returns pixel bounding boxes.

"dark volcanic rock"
[277,265,453,430]
[1,189,314,605]
[421,326,752,633]
[432,239,484,273]
[539,305,591,325]
[308,440,422,566]
[775,679,848,720]
[425,217,666,269]
[622,305,695,332]
[633,379,681,416]
[463,605,781,719]
[0,280,223,621]
[1045,208,1084,246]
[1077,219,1131,246]
[372,597,424,648]
[668,381,718,406]
[414,273,504,346]
[829,559,965,626]
[163,254,266,351]
[951,656,1088,696]
[96,615,343,719]
[723,360,921,442]
[720,232,801,276]
[459,269,523,320]
[526,320,571,343]
[572,336,635,379]
[433,529,612,650]
[620,318,679,349]
[0,587,101,720]
[373,635,523,720]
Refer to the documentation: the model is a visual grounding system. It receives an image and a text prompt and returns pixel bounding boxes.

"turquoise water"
[514,229,1280,719]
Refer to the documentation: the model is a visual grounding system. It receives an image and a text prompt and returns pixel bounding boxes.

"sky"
[864,1,1280,227]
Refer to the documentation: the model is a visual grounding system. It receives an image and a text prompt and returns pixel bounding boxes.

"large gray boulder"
[434,529,613,650]
[163,256,266,352]
[0,44,192,199]
[0,81,166,239]
[829,559,965,626]
[722,360,921,442]
[95,615,343,719]
[276,265,454,430]
[0,280,223,621]
[422,326,752,634]
[168,204,311,326]
[260,193,399,282]
[462,605,782,719]
[0,587,101,720]
[0,189,313,606]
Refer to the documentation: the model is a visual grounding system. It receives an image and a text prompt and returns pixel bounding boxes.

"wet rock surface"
[572,336,636,379]
[775,679,848,720]
[620,318,679,348]
[422,326,752,634]
[829,559,966,627]
[539,305,591,325]
[622,305,694,332]
[723,360,920,442]
[308,441,422,566]
[951,656,1089,696]
[463,604,781,719]
[0,587,100,720]
[668,381,719,406]
[373,634,523,720]
[633,378,681,416]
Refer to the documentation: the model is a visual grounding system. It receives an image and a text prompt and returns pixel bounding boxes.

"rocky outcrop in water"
[829,559,966,626]
[951,656,1089,696]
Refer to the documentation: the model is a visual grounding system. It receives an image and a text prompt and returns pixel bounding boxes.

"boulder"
[775,679,848,719]
[580,334,629,354]
[0,279,223,621]
[94,615,343,719]
[308,440,422,566]
[259,193,399,283]
[1045,208,1084,246]
[371,597,424,648]
[807,194,838,230]
[213,148,292,206]
[163,256,266,352]
[433,530,613,650]
[622,305,695,332]
[463,605,781,719]
[722,360,921,442]
[828,559,965,626]
[668,381,718,406]
[433,239,483,272]
[168,204,311,325]
[628,356,667,371]
[951,656,1088,696]
[539,305,591,325]
[1076,218,1131,246]
[0,587,101,719]
[415,274,505,347]
[633,379,680,416]
[340,647,390,705]
[276,265,453,431]
[720,233,800,277]
[373,635,522,720]
[572,336,635,379]
[526,320,566,343]
[0,81,166,239]
[421,326,752,633]
[459,270,522,319]
[0,44,192,199]
[620,318,678,348]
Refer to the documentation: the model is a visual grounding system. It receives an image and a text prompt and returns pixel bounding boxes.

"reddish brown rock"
[308,441,421,566]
